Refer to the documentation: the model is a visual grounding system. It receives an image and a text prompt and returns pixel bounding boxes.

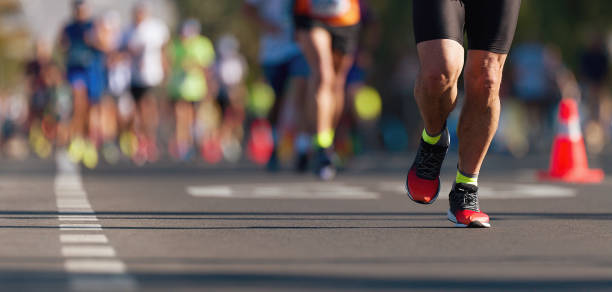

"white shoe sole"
[447,210,491,228]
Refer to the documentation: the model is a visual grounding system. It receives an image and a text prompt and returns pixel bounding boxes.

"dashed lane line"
[55,151,136,291]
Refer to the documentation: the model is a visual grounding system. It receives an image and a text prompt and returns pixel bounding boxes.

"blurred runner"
[509,43,561,153]
[98,11,127,164]
[59,0,105,167]
[244,0,312,172]
[25,40,68,158]
[125,2,170,164]
[406,0,520,228]
[580,36,611,154]
[168,19,215,161]
[215,34,248,163]
[293,0,361,180]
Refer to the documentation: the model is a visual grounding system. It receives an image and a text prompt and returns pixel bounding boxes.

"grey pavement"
[0,153,610,291]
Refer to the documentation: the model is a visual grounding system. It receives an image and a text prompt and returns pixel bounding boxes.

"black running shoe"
[447,183,491,228]
[405,129,449,204]
[315,148,336,180]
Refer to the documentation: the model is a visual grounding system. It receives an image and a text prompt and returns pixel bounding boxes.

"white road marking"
[60,224,102,231]
[60,234,108,244]
[65,259,126,274]
[187,182,379,199]
[59,215,98,221]
[57,199,90,204]
[189,180,576,200]
[62,246,116,257]
[58,208,95,214]
[187,186,233,197]
[57,204,93,209]
[55,150,137,290]
[378,181,577,199]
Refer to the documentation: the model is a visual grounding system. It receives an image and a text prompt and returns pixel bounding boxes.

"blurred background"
[0,0,611,169]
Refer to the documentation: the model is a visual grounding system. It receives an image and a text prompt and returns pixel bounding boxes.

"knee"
[311,65,335,91]
[465,58,503,98]
[417,64,461,96]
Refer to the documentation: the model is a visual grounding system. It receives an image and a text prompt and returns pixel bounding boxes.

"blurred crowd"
[1,0,611,169]
[20,1,258,168]
[13,0,384,170]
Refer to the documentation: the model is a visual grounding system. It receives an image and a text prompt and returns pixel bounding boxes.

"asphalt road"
[0,152,610,291]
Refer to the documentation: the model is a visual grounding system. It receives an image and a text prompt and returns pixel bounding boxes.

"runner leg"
[458,51,507,175]
[414,39,464,135]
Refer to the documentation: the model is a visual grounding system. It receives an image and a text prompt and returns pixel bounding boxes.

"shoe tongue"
[454,183,478,193]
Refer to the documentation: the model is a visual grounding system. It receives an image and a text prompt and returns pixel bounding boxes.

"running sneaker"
[405,129,449,204]
[447,183,490,228]
[315,148,336,181]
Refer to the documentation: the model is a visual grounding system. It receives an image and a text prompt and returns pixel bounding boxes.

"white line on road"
[60,234,108,244]
[187,182,380,199]
[55,150,137,291]
[62,246,116,257]
[65,259,126,274]
[60,224,102,231]
[58,208,95,214]
[58,215,98,221]
[57,204,93,209]
[378,181,577,199]
[57,199,90,204]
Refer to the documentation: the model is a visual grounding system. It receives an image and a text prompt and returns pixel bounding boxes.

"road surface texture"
[0,152,610,291]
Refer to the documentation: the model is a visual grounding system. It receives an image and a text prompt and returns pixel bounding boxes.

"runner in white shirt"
[124,2,169,163]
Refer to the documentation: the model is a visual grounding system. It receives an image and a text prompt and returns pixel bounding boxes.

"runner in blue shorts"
[244,0,313,172]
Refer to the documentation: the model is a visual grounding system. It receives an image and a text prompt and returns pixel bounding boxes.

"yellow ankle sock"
[456,169,478,186]
[422,129,441,145]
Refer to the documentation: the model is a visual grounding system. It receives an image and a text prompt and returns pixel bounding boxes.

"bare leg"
[70,85,89,138]
[100,96,118,143]
[458,50,507,174]
[175,100,195,149]
[414,39,464,135]
[292,76,315,134]
[138,94,159,143]
[296,27,336,142]
[331,51,354,127]
[88,104,102,144]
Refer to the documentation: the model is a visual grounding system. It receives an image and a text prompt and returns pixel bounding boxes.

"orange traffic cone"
[538,98,604,183]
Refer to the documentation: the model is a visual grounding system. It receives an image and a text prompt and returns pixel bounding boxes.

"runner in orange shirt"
[294,0,361,180]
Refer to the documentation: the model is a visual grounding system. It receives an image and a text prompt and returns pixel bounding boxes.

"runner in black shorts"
[405,0,521,228]
[293,0,361,180]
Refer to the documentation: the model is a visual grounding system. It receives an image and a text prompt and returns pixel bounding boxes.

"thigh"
[416,39,465,80]
[465,0,521,54]
[332,51,354,82]
[413,0,465,47]
[296,27,335,80]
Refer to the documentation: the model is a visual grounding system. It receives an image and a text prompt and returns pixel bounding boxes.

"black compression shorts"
[294,16,360,55]
[413,0,521,54]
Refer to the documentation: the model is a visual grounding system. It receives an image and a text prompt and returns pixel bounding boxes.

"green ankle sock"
[422,129,442,145]
[456,169,478,186]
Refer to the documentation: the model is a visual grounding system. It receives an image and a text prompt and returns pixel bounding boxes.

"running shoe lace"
[414,144,446,180]
[451,185,480,212]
